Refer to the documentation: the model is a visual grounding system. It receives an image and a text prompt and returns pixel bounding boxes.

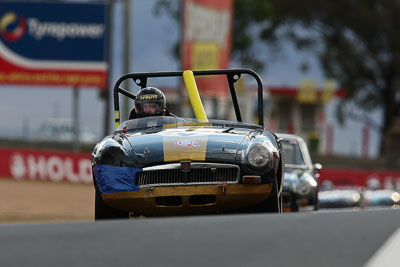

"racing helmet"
[366,178,381,191]
[134,87,166,117]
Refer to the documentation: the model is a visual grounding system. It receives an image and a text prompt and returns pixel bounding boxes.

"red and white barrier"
[0,147,92,184]
[1,147,399,188]
[319,168,400,188]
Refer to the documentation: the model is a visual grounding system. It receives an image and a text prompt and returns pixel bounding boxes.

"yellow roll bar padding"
[183,70,208,122]
[114,110,120,127]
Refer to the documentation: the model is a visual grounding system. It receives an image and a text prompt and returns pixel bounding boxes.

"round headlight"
[247,144,270,168]
[391,192,400,203]
[297,179,311,196]
[352,193,361,203]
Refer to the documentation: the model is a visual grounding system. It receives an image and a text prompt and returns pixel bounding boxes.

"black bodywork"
[92,69,284,219]
[278,133,320,212]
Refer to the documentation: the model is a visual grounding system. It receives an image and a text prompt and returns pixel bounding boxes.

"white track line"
[364,226,400,267]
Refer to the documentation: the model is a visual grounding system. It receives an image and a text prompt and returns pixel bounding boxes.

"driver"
[129,87,172,119]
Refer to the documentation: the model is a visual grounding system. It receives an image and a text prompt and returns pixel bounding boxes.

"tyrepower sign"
[0,147,92,184]
[182,0,233,97]
[0,1,108,88]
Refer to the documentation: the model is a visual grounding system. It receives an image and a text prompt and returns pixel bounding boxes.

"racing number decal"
[163,135,208,162]
[175,140,199,147]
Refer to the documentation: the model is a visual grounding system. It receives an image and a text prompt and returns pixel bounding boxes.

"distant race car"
[277,133,321,212]
[363,189,400,208]
[92,69,285,219]
[318,187,363,210]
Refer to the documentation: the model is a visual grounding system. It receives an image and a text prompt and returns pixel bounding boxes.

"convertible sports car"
[363,189,400,208]
[277,133,321,212]
[318,187,363,209]
[92,69,284,219]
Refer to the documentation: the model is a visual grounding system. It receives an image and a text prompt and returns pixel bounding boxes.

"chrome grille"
[137,163,239,186]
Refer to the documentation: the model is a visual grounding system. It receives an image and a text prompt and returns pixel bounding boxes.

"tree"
[155,0,400,159]
[235,0,400,159]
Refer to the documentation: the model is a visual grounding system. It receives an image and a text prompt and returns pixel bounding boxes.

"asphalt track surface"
[0,209,399,267]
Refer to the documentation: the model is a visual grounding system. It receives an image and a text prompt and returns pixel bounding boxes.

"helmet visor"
[135,99,164,116]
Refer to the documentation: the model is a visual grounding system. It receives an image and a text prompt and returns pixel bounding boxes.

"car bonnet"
[125,126,253,165]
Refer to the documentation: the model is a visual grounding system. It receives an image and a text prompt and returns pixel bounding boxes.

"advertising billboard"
[182,0,233,97]
[0,1,108,88]
[0,147,92,184]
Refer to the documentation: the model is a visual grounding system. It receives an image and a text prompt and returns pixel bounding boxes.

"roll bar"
[112,69,264,127]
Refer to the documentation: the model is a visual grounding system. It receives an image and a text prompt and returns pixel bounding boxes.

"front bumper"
[102,184,272,216]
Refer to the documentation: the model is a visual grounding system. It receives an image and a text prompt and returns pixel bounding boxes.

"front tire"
[263,180,282,213]
[313,194,319,211]
[291,193,299,212]
[95,184,129,220]
[263,161,283,213]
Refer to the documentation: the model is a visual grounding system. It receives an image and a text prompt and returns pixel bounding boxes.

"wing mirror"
[313,163,323,172]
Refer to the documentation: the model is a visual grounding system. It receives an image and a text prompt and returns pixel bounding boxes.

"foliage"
[154,0,400,155]
[235,0,400,155]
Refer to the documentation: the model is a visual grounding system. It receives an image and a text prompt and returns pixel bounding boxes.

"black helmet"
[134,87,166,117]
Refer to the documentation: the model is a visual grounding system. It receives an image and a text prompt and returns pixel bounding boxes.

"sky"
[0,0,381,158]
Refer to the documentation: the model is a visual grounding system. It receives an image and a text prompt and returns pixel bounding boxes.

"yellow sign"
[191,42,219,70]
[236,75,246,95]
[321,79,336,103]
[297,79,317,104]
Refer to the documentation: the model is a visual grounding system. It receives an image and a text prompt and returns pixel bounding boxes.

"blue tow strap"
[93,165,142,193]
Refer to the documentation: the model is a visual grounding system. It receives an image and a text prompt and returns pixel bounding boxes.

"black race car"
[92,69,284,219]
[363,189,400,208]
[318,187,363,210]
[278,133,321,212]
